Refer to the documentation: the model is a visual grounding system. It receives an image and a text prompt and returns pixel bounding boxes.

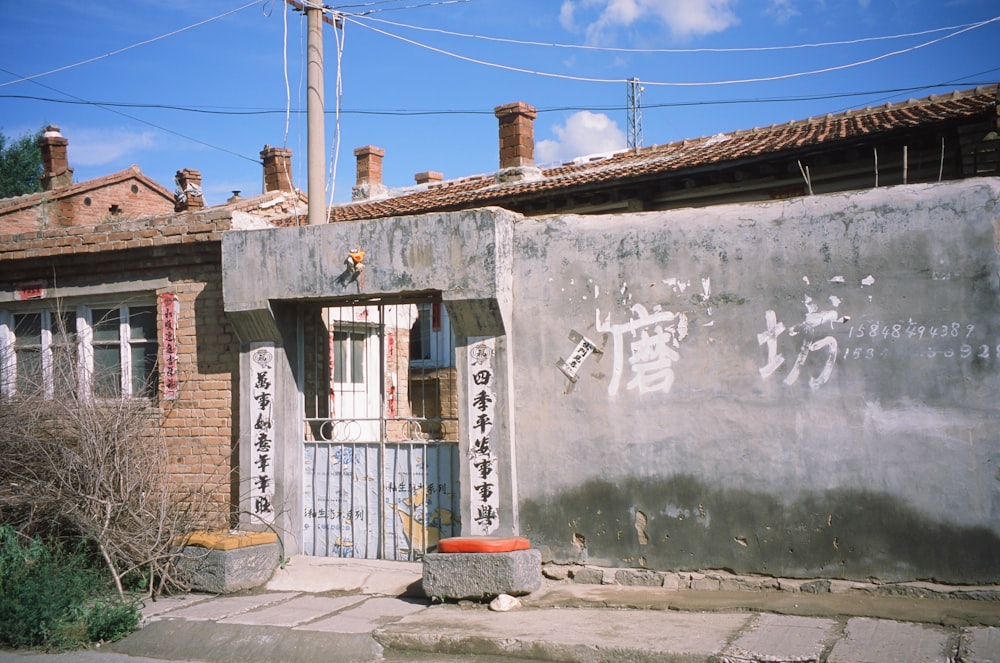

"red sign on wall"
[14,281,46,301]
[160,293,179,400]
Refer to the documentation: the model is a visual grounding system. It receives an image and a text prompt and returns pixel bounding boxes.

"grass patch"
[0,525,141,650]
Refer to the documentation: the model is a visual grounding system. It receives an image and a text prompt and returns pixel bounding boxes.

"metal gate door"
[301,297,460,560]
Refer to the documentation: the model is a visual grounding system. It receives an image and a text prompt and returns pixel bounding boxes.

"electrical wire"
[0,1,267,90]
[350,0,476,15]
[358,14,993,53]
[283,0,293,144]
[0,67,261,165]
[345,13,1000,86]
[327,16,347,216]
[5,74,997,117]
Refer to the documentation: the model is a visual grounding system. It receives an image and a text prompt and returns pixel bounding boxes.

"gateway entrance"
[300,296,459,560]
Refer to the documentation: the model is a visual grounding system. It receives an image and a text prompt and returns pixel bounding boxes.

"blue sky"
[1,0,997,206]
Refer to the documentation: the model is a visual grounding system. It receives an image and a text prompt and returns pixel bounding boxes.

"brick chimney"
[415,170,443,185]
[352,145,388,201]
[38,125,73,191]
[174,168,204,212]
[494,102,542,183]
[260,145,294,193]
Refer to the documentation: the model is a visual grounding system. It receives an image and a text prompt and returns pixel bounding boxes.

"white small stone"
[489,593,521,612]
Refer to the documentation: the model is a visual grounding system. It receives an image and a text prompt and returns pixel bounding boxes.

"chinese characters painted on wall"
[597,304,689,396]
[758,283,853,390]
[159,293,179,400]
[249,342,275,518]
[467,337,500,535]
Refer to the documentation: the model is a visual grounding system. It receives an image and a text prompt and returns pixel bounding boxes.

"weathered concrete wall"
[512,179,1000,584]
[220,179,999,582]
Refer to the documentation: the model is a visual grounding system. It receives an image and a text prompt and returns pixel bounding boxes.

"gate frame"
[300,296,460,560]
[224,209,520,556]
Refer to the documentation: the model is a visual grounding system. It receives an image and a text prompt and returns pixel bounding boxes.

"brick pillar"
[415,170,443,185]
[38,126,73,191]
[174,168,204,212]
[352,146,388,201]
[355,145,385,186]
[494,102,537,169]
[260,146,294,193]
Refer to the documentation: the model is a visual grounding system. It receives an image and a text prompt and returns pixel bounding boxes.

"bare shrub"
[0,321,221,599]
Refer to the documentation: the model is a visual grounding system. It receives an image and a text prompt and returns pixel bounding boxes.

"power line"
[358,14,993,53]
[0,1,267,89]
[0,68,261,165]
[346,14,1000,87]
[348,0,477,16]
[5,77,997,118]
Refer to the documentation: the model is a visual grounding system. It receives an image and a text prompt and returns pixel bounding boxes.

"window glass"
[131,344,158,397]
[91,308,122,397]
[13,313,42,393]
[129,306,158,396]
[129,306,157,341]
[333,330,365,384]
[92,308,121,342]
[52,311,77,395]
[93,346,122,397]
[410,307,431,361]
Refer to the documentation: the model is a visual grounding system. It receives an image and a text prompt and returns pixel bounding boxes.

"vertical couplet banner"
[467,336,500,535]
[249,342,276,519]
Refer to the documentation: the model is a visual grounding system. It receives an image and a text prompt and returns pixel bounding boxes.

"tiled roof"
[328,85,997,222]
[0,165,173,215]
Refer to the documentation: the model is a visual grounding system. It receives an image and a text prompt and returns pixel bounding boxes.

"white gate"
[301,297,460,560]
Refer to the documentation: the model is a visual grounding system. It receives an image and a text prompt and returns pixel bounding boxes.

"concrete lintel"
[222,207,518,318]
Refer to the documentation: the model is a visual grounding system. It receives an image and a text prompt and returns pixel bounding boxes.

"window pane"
[351,334,364,382]
[53,311,76,340]
[52,311,77,388]
[16,348,42,393]
[333,330,365,384]
[14,313,42,346]
[131,343,158,397]
[14,313,42,393]
[333,331,347,384]
[92,308,120,342]
[129,306,157,341]
[93,345,121,397]
[410,308,431,361]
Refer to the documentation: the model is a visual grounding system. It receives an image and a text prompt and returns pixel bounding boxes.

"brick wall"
[0,176,174,234]
[1,210,238,528]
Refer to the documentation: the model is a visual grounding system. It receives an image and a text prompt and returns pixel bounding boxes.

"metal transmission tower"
[626,78,643,150]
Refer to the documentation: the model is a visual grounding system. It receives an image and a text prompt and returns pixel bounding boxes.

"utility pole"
[305,1,326,225]
[627,78,643,150]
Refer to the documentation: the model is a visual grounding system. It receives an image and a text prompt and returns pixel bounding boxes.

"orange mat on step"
[437,536,531,553]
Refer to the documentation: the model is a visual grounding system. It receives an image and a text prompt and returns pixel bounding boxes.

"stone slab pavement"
[1,556,998,663]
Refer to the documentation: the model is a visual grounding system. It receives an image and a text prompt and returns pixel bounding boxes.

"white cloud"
[766,0,800,24]
[64,127,158,167]
[536,111,627,165]
[559,0,577,30]
[563,0,739,43]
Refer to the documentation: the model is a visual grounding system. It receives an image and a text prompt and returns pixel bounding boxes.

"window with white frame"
[332,328,366,385]
[409,302,454,368]
[0,303,159,399]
